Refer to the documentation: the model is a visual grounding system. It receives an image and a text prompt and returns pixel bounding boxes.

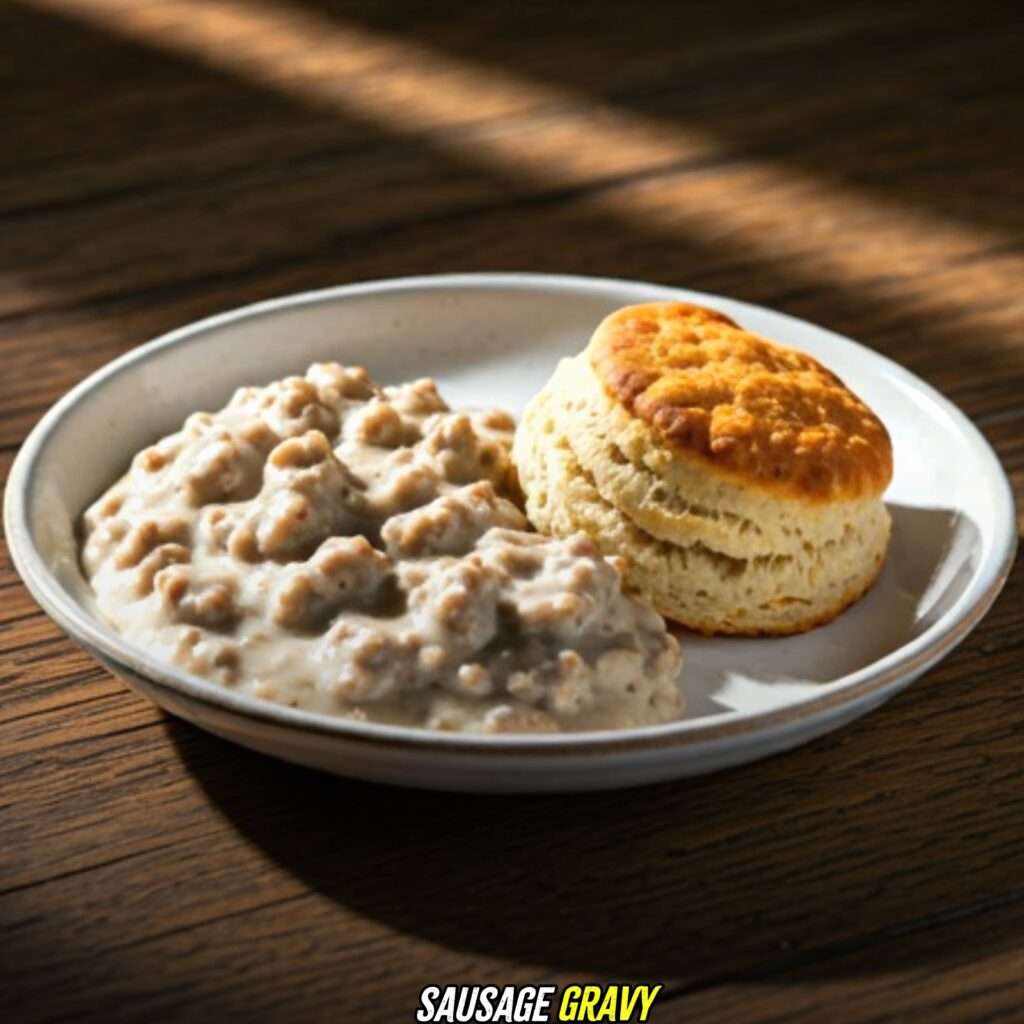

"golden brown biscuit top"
[587,302,893,502]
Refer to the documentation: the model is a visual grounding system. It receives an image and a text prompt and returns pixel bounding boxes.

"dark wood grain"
[3,2,1023,1021]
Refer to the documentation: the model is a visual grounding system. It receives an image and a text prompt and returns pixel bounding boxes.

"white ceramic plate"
[5,274,1016,792]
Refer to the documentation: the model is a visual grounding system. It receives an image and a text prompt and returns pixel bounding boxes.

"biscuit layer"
[545,355,884,560]
[588,302,893,503]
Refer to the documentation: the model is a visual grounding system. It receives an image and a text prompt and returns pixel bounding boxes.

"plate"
[5,273,1016,791]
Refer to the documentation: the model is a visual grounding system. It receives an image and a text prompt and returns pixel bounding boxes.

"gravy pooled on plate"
[80,364,682,733]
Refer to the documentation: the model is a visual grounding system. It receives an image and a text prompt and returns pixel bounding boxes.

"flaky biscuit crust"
[588,302,894,503]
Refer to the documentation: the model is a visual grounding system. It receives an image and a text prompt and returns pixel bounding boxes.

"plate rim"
[5,271,1018,756]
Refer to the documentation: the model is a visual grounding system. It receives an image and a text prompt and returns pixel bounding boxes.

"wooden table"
[4,2,1023,1020]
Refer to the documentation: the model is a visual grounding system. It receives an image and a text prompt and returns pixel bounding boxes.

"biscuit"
[513,302,894,635]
